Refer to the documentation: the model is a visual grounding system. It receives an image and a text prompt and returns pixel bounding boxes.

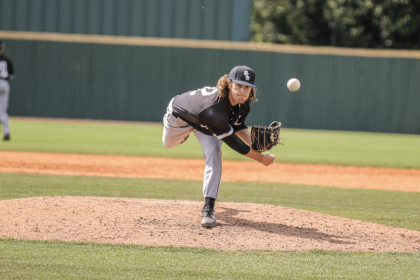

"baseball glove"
[250,121,283,152]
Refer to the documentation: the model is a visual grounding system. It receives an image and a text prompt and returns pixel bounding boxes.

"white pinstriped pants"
[0,79,10,136]
[162,98,223,199]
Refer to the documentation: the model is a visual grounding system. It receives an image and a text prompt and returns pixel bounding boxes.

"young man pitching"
[162,65,275,228]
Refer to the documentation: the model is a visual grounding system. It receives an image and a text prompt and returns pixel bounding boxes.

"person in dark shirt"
[0,39,15,141]
[162,65,275,228]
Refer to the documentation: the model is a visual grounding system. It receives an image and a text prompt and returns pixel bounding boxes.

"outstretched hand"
[244,147,276,166]
[261,152,276,166]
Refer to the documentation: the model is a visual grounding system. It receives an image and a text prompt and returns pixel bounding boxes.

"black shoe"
[3,134,10,141]
[201,205,217,228]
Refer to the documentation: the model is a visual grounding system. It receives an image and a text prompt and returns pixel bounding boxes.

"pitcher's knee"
[162,136,172,149]
[162,139,175,149]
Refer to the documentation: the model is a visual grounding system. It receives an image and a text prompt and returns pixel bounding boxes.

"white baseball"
[287,78,301,92]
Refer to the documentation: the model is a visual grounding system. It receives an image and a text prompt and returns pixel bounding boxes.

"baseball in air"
[287,78,301,92]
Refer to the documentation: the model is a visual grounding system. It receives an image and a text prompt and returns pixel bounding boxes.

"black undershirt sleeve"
[232,122,247,132]
[222,133,251,155]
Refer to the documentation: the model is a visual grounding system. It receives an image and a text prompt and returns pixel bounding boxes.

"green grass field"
[2,118,420,168]
[1,239,419,280]
[1,118,419,279]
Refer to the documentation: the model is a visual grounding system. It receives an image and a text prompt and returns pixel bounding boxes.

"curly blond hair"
[216,75,258,102]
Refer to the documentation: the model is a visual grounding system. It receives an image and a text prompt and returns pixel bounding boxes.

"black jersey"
[0,53,14,80]
[172,86,250,139]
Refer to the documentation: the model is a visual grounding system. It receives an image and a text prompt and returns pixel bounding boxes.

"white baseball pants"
[162,98,223,199]
[0,79,10,136]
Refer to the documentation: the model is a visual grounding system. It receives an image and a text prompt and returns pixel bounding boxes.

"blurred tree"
[251,0,420,49]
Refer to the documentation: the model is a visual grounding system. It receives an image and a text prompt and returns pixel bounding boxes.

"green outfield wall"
[0,0,252,42]
[1,33,420,134]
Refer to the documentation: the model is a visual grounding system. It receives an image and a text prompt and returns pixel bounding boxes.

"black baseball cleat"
[201,205,217,228]
[3,134,10,141]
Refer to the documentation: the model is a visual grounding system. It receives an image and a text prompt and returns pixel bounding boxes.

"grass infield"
[0,239,419,280]
[2,117,420,168]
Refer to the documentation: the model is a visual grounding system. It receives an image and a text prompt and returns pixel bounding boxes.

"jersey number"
[189,87,218,96]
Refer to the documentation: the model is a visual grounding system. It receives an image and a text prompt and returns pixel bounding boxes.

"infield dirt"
[1,151,420,192]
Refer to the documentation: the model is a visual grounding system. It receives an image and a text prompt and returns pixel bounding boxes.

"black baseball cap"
[228,65,257,88]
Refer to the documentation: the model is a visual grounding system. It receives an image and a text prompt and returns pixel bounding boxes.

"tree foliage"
[251,0,420,49]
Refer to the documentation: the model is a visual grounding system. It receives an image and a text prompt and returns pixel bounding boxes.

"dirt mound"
[1,196,419,252]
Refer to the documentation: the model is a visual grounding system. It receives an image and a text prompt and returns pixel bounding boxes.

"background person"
[0,38,15,141]
[162,65,276,228]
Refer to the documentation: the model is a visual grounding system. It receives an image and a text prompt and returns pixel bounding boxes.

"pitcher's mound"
[0,196,419,252]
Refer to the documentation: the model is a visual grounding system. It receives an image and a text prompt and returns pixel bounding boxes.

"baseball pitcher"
[162,65,277,228]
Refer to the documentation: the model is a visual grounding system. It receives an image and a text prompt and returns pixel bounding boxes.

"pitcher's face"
[228,82,251,105]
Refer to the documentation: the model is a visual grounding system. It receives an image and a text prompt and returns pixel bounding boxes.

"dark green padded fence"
[0,0,252,41]
[4,38,420,134]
